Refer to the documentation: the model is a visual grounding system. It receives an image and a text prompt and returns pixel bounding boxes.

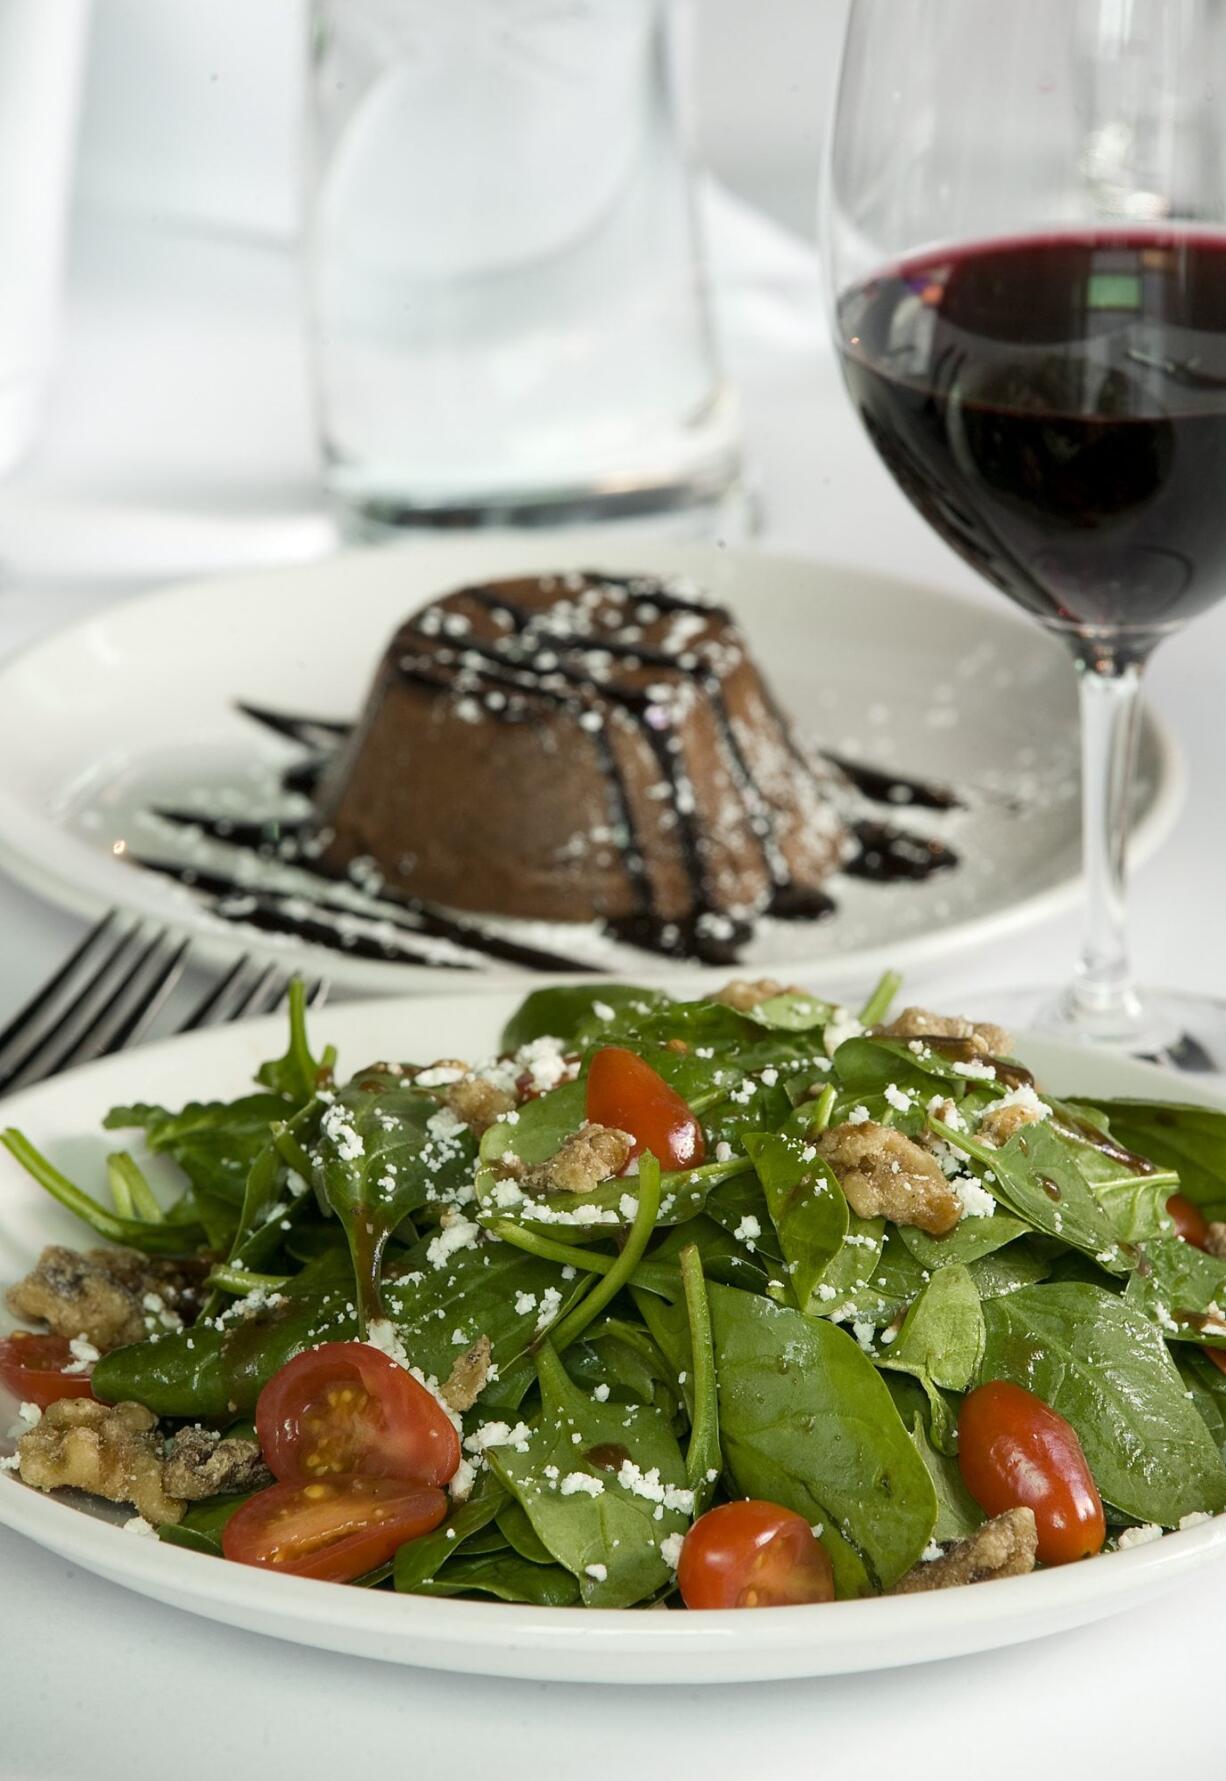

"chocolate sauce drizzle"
[129,572,962,972]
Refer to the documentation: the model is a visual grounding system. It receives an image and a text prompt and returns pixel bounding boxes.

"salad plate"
[1,986,1224,1686]
[0,534,1180,994]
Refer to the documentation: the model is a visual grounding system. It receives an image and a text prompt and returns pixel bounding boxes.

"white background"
[0,5,1224,1777]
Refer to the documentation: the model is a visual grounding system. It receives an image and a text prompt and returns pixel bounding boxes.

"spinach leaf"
[488,1343,690,1607]
[1177,1349,1226,1466]
[809,1213,886,1317]
[157,1491,250,1556]
[1125,1236,1226,1347]
[896,1211,1031,1271]
[707,1283,936,1593]
[980,1282,1226,1524]
[104,1096,291,1210]
[1,1130,207,1257]
[882,1265,985,1393]
[907,1413,984,1543]
[413,1553,581,1605]
[393,1474,508,1591]
[253,979,336,1104]
[942,1121,1127,1272]
[1075,1100,1226,1216]
[745,1131,847,1312]
[312,1082,476,1330]
[965,1239,1053,1300]
[496,1499,555,1564]
[499,985,671,1053]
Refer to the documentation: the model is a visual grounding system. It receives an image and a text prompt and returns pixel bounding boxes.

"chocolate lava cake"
[312,571,847,946]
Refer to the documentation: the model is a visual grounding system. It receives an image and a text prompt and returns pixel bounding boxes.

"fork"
[0,910,328,1096]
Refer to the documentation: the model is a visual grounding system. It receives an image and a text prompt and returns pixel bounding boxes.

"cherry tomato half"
[585,1046,706,1171]
[958,1380,1105,1566]
[256,1342,460,1487]
[0,1332,94,1409]
[221,1475,447,1583]
[1167,1193,1210,1249]
[1204,1347,1226,1378]
[677,1500,835,1609]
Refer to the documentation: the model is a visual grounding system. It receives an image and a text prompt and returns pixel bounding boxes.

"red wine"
[838,232,1226,656]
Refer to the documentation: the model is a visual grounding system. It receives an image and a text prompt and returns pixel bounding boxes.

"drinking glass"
[825,0,1226,1066]
[306,0,742,537]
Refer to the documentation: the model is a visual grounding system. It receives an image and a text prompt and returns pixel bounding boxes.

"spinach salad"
[3,976,1226,1609]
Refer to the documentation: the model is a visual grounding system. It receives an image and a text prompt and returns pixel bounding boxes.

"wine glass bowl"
[824,0,1226,1066]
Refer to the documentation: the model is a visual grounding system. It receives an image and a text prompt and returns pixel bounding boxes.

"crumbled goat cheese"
[1117,1523,1165,1549]
[884,1083,913,1113]
[659,1532,686,1571]
[585,1563,608,1583]
[560,1472,605,1498]
[952,1173,998,1219]
[733,1215,761,1250]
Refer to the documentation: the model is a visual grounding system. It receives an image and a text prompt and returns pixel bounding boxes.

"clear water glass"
[306,0,742,537]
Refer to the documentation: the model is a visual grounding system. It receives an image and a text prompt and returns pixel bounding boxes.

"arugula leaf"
[745,1131,847,1311]
[707,1283,936,1594]
[980,1282,1226,1525]
[103,1095,289,1209]
[488,1343,689,1607]
[1,1130,206,1256]
[313,1082,476,1331]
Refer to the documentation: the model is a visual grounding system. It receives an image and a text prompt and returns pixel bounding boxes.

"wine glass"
[824,0,1226,1067]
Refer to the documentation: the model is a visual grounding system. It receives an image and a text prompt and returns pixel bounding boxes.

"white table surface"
[0,207,1224,1779]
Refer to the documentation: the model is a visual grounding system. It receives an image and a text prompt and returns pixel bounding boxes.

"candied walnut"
[444,1076,517,1136]
[816,1121,961,1235]
[1204,1222,1226,1261]
[524,1123,635,1195]
[17,1398,184,1525]
[439,1335,493,1413]
[713,978,799,1013]
[978,1102,1044,1147]
[891,1509,1037,1594]
[161,1427,271,1500]
[5,1245,206,1353]
[877,1005,1013,1057]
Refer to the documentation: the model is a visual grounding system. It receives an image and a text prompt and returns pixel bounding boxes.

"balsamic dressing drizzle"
[129,574,963,971]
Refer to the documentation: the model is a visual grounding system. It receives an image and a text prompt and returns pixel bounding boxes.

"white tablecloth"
[0,200,1224,1779]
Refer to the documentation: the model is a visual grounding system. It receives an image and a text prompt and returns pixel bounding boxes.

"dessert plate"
[0,535,1180,993]
[1,992,1223,1684]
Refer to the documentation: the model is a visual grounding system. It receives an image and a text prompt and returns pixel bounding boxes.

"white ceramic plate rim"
[0,540,1185,995]
[0,989,1222,1684]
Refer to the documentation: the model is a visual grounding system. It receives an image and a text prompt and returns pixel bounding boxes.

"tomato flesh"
[677,1499,835,1609]
[222,1475,447,1583]
[1204,1347,1226,1377]
[1167,1193,1210,1249]
[256,1341,460,1488]
[0,1332,94,1409]
[585,1046,706,1171]
[958,1380,1105,1565]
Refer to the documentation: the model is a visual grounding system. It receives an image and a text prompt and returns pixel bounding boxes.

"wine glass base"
[954,986,1226,1077]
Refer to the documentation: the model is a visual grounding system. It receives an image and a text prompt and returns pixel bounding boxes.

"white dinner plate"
[1,990,1223,1685]
[0,536,1180,994]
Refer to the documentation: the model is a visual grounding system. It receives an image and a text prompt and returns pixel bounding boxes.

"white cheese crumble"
[535,1287,563,1332]
[1179,1511,1213,1530]
[63,1336,100,1375]
[560,1472,605,1498]
[659,1532,685,1571]
[123,1516,157,1537]
[884,1083,913,1113]
[513,1291,538,1316]
[1117,1522,1164,1549]
[592,1384,610,1402]
[585,1563,608,1582]
[425,1217,481,1269]
[951,1173,998,1219]
[824,1009,865,1056]
[463,1420,532,1455]
[846,1104,872,1126]
[733,1214,761,1250]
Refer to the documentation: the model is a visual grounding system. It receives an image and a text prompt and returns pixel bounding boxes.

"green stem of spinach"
[272,1123,316,1185]
[679,1243,720,1504]
[489,1222,618,1277]
[1,1130,203,1255]
[858,970,903,1028]
[807,1084,837,1134]
[540,1153,663,1354]
[107,1152,163,1222]
[205,1264,290,1297]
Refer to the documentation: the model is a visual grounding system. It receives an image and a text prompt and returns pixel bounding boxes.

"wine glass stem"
[1067,658,1145,1039]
